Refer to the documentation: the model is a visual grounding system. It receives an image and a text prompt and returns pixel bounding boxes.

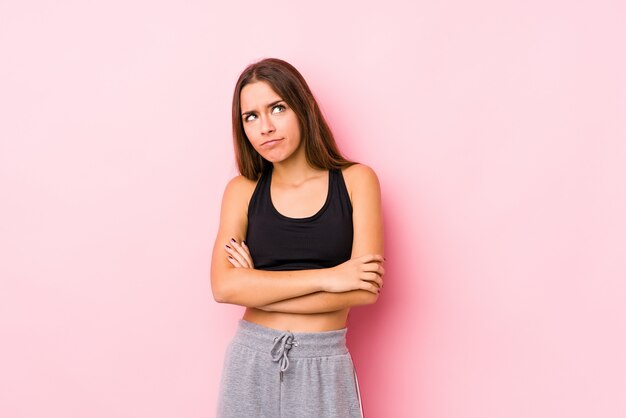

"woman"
[211,57,385,418]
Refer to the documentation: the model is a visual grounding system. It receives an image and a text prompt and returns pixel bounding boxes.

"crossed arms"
[210,164,385,314]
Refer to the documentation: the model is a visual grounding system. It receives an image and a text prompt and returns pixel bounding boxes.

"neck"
[271,149,324,186]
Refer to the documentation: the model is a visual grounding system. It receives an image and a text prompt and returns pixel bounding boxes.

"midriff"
[242,307,349,332]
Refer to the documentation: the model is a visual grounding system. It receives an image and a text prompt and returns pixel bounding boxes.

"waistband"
[232,319,349,358]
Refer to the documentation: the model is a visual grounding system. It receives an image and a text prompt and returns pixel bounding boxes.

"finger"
[228,239,254,268]
[362,272,383,288]
[240,240,255,268]
[362,262,385,277]
[233,239,254,268]
[359,281,380,294]
[360,253,385,264]
[361,263,385,279]
[226,244,250,268]
[225,243,249,268]
[227,255,243,268]
[363,273,383,288]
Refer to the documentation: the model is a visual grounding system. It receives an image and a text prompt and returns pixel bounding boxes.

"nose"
[260,114,275,136]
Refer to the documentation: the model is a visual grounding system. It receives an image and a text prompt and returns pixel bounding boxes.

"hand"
[323,254,385,294]
[225,238,255,269]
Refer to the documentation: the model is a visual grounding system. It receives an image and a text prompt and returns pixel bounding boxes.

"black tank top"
[245,165,354,271]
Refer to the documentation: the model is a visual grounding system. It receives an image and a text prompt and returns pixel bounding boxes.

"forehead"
[240,81,282,110]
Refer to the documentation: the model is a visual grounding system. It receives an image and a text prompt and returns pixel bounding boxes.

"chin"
[261,150,295,164]
[264,156,287,164]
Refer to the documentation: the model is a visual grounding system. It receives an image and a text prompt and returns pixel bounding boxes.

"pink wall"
[1,0,625,417]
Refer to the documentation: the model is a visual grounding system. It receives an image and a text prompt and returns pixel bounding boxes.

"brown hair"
[231,58,357,180]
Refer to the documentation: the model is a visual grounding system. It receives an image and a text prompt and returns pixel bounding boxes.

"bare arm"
[231,164,386,313]
[210,175,383,308]
[256,290,378,314]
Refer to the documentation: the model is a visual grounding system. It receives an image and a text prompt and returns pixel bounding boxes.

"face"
[240,81,302,164]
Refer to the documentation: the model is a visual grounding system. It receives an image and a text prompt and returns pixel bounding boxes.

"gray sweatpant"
[217,319,363,417]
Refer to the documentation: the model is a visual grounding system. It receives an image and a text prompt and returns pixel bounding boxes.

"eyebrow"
[241,100,285,117]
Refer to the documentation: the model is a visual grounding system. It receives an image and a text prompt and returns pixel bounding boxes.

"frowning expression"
[240,81,302,163]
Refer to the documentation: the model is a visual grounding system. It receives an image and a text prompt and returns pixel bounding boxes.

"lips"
[262,138,283,146]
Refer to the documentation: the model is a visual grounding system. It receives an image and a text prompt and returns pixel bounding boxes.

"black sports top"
[245,165,354,271]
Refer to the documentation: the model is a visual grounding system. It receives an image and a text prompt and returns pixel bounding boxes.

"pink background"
[1,1,625,417]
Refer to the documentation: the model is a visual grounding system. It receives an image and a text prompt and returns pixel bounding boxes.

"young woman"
[211,58,385,418]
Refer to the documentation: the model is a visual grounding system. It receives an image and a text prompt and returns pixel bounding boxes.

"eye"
[243,104,286,123]
[272,104,286,114]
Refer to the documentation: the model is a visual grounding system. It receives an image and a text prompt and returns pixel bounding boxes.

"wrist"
[318,267,335,292]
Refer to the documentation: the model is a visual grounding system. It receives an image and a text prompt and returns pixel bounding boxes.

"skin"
[210,80,385,332]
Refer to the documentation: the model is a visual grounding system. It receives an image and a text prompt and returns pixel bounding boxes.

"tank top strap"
[332,167,354,214]
[247,166,272,216]
[248,166,353,218]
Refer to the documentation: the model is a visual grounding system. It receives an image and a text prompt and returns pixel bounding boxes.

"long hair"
[231,58,357,180]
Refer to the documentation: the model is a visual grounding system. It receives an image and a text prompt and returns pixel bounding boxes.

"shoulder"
[224,173,258,192]
[341,163,379,183]
[340,163,381,203]
[221,174,260,212]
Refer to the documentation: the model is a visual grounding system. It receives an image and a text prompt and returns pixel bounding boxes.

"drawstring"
[270,331,298,381]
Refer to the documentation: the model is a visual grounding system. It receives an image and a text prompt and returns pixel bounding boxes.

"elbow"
[210,269,261,308]
[211,271,248,306]
[211,273,230,304]
[211,285,227,304]
[354,289,380,307]
[211,265,245,304]
[213,293,226,304]
[212,286,255,308]
[367,291,380,306]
